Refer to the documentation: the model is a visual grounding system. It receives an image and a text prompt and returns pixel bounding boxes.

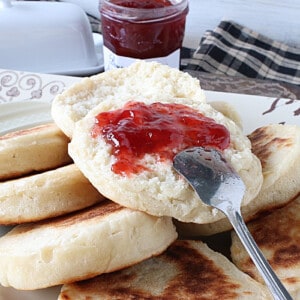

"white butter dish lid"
[0,1,101,75]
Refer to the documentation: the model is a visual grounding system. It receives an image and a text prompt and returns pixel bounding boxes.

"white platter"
[0,71,299,299]
[205,91,300,135]
[0,101,52,135]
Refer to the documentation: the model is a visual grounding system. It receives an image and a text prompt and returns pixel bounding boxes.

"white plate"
[0,101,52,135]
[0,74,299,298]
[205,91,300,134]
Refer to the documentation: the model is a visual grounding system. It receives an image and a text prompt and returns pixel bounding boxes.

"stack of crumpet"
[0,62,298,299]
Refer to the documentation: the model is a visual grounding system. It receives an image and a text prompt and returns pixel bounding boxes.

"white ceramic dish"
[0,71,299,298]
[0,1,103,76]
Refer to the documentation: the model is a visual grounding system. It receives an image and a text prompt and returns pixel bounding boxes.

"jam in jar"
[99,0,189,70]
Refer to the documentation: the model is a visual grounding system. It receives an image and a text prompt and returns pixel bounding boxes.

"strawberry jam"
[92,102,230,176]
[100,0,188,69]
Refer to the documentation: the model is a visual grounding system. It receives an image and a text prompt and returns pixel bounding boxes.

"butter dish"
[0,1,102,75]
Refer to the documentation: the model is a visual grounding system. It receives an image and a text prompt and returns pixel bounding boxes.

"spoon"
[173,147,292,300]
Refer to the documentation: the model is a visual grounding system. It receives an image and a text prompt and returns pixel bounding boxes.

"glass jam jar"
[99,0,189,70]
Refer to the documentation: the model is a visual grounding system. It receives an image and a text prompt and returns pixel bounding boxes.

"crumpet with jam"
[69,92,263,224]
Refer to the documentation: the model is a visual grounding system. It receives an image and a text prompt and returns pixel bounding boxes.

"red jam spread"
[91,101,230,176]
[100,0,188,59]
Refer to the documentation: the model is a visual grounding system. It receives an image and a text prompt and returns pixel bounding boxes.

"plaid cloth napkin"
[184,20,300,86]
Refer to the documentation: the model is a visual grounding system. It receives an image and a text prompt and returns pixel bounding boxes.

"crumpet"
[0,123,71,181]
[59,240,271,299]
[0,164,104,224]
[0,200,177,290]
[231,195,300,299]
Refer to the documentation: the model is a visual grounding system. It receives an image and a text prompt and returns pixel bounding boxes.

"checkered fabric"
[185,20,300,85]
